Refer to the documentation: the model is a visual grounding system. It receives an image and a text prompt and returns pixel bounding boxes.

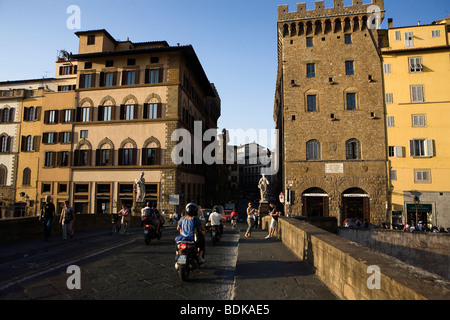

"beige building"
[0,79,55,217]
[274,0,389,225]
[68,29,220,214]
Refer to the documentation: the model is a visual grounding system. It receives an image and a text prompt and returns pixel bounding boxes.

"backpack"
[65,207,74,222]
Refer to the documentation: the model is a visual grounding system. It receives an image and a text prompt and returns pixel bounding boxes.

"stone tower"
[274,0,388,225]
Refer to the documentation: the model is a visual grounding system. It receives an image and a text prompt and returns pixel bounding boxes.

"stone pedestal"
[258,201,270,217]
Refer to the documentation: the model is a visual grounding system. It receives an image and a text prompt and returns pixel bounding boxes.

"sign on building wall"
[325,163,344,174]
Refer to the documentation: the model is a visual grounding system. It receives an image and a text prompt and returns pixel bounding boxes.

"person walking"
[265,202,278,239]
[245,202,255,238]
[40,195,55,241]
[118,203,130,235]
[59,201,75,240]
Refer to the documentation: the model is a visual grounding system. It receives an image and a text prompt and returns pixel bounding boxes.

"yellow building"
[382,18,450,230]
[37,55,78,215]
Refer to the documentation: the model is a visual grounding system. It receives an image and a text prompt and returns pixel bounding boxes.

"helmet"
[185,203,198,217]
[212,205,223,214]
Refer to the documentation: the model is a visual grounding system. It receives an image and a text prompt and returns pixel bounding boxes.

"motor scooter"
[142,216,162,245]
[175,233,203,281]
[209,225,221,246]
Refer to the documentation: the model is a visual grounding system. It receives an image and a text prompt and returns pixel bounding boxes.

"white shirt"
[209,212,223,225]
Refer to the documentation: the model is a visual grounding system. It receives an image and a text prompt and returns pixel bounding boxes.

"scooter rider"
[176,203,206,263]
[141,201,160,234]
[208,205,224,237]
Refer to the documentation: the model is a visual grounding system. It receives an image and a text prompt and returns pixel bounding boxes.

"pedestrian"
[245,202,255,238]
[231,209,238,230]
[118,203,130,234]
[59,200,75,240]
[254,209,259,229]
[173,212,179,226]
[40,195,55,241]
[169,213,174,225]
[265,202,278,239]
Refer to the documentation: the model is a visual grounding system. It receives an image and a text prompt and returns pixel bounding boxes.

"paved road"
[0,222,337,301]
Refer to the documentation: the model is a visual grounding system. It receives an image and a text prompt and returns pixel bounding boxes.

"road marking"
[0,239,136,292]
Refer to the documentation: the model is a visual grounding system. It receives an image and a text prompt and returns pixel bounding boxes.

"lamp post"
[414,195,420,228]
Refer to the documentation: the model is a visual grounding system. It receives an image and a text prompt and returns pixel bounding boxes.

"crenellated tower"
[274,0,389,226]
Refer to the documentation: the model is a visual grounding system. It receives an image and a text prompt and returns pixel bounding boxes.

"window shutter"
[155,148,161,165]
[132,148,137,165]
[159,68,164,83]
[99,72,105,87]
[118,148,124,165]
[44,111,50,124]
[59,66,63,75]
[142,148,148,165]
[121,71,127,85]
[395,146,404,158]
[409,140,415,156]
[143,103,148,119]
[425,139,434,157]
[33,136,40,152]
[145,69,150,84]
[120,105,125,120]
[35,107,41,121]
[96,149,101,166]
[79,74,85,89]
[157,103,162,118]
[109,149,114,166]
[98,105,104,121]
[135,69,140,85]
[74,150,80,166]
[134,104,139,119]
[9,108,15,122]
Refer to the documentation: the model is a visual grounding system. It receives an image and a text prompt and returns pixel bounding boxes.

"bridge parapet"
[262,216,450,300]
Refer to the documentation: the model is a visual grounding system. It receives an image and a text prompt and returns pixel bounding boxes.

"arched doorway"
[302,188,329,217]
[341,188,370,224]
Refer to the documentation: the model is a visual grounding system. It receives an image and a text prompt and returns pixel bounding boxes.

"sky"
[0,0,449,148]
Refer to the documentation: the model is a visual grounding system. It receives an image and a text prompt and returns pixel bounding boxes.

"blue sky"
[0,0,449,147]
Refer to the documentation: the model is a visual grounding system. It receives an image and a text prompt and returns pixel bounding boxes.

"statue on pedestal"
[258,174,269,203]
[135,172,146,203]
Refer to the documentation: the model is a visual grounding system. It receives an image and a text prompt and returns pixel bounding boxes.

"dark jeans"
[42,218,53,240]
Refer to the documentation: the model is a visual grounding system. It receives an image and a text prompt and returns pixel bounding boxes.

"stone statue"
[258,174,269,202]
[135,172,146,203]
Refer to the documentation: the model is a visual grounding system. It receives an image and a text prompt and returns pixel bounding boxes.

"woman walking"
[245,202,255,238]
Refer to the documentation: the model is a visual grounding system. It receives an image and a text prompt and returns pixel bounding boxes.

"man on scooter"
[176,203,206,263]
[141,201,160,235]
[208,205,224,237]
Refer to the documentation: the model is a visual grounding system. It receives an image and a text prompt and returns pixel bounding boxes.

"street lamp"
[413,195,420,228]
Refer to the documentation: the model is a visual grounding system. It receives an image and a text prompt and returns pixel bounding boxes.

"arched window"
[26,135,34,152]
[22,168,31,186]
[0,166,7,186]
[346,139,361,160]
[0,135,9,153]
[29,107,35,121]
[306,140,321,160]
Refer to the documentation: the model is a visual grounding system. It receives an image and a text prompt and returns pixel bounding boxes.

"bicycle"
[110,213,123,236]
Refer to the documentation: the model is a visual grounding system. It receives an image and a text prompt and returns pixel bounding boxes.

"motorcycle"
[142,216,162,245]
[209,225,221,246]
[175,234,203,281]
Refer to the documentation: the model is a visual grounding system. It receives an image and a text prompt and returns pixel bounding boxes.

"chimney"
[418,21,421,26]
[388,18,393,29]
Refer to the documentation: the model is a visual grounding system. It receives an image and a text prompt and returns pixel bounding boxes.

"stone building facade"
[66,30,220,215]
[274,0,389,225]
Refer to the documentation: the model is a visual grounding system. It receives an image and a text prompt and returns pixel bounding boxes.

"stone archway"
[302,187,329,217]
[341,187,370,224]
